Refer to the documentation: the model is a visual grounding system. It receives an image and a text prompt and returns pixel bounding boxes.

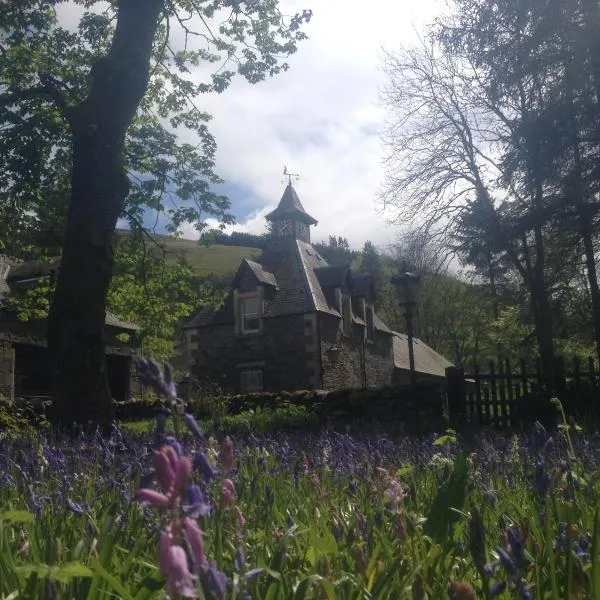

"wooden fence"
[446,357,600,428]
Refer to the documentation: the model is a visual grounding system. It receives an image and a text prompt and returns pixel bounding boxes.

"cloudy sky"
[185,0,444,248]
[61,0,443,248]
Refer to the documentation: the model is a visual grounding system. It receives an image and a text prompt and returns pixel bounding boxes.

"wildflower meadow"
[2,361,600,599]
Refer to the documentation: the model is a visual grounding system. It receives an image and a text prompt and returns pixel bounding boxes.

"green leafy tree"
[0,1,311,425]
[107,236,223,362]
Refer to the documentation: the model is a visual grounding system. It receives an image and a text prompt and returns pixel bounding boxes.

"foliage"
[2,418,600,598]
[380,0,600,378]
[107,235,225,361]
[0,1,312,243]
[313,236,358,267]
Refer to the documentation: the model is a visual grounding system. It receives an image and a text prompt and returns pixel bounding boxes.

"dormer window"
[241,295,261,334]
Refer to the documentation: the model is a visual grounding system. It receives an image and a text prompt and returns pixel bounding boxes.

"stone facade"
[187,182,398,393]
[0,255,140,402]
[319,313,394,390]
[193,313,311,393]
[187,181,451,394]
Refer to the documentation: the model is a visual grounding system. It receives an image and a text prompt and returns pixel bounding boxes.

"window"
[240,368,263,393]
[241,296,260,333]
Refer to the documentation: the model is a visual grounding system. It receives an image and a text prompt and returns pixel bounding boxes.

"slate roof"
[374,313,393,334]
[187,183,401,330]
[105,311,139,331]
[0,255,138,331]
[192,235,406,328]
[184,306,215,329]
[265,182,318,225]
[315,264,351,289]
[231,259,277,289]
[352,274,376,300]
[392,333,453,378]
[6,257,60,282]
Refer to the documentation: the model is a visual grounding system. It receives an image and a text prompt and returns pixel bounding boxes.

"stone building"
[0,255,140,402]
[185,182,452,394]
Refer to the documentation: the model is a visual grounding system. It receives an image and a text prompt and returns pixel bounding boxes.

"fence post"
[446,366,466,426]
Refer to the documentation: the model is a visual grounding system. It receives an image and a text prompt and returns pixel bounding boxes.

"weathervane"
[282,165,300,185]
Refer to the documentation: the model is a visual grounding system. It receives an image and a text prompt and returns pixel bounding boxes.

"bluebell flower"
[165,437,184,457]
[203,562,228,600]
[184,484,212,518]
[534,460,551,498]
[507,528,526,569]
[183,413,204,440]
[497,547,516,575]
[193,452,219,483]
[66,499,84,516]
[234,546,245,573]
[490,580,506,596]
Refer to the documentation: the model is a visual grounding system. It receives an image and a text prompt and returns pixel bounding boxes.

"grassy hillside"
[117,230,260,277]
[158,236,260,276]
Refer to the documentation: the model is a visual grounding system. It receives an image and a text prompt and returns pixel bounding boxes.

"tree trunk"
[47,0,163,427]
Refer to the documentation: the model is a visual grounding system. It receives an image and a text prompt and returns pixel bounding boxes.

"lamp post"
[391,269,420,390]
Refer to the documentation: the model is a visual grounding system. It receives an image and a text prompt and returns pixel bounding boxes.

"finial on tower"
[283,165,300,186]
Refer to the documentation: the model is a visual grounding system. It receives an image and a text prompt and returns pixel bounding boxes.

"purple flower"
[507,528,526,569]
[497,547,516,575]
[184,414,205,440]
[534,460,551,498]
[203,562,228,600]
[234,546,245,573]
[66,499,84,516]
[490,580,506,596]
[184,485,212,518]
[165,545,198,598]
[193,452,220,483]
[184,517,208,572]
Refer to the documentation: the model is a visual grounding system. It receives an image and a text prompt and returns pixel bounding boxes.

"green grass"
[159,238,260,276]
[2,405,599,599]
[117,230,260,276]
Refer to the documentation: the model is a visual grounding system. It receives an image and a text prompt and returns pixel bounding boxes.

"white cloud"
[174,0,444,248]
[56,0,443,249]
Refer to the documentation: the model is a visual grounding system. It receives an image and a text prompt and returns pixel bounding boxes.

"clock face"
[277,219,294,236]
[297,222,309,241]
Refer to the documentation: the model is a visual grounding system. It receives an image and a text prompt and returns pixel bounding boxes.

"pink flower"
[184,517,208,572]
[221,479,236,507]
[384,480,406,512]
[136,488,171,507]
[233,506,246,526]
[159,526,174,575]
[154,448,176,492]
[165,545,198,598]
[174,456,192,497]
[219,436,235,472]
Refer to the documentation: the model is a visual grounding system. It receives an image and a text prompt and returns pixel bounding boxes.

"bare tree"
[379,34,558,386]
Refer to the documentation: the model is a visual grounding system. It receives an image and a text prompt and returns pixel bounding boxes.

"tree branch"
[0,82,73,123]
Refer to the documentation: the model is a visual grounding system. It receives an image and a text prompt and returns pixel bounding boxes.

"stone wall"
[319,314,394,390]
[192,313,310,393]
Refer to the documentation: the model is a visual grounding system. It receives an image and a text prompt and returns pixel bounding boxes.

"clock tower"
[266,181,317,243]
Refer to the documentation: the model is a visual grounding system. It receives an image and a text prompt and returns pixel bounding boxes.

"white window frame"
[240,368,263,393]
[240,294,261,334]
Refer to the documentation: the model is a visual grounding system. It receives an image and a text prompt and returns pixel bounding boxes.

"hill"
[116,230,260,277]
[155,236,260,276]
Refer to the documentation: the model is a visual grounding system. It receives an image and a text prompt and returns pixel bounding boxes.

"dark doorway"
[106,354,132,402]
[14,344,52,398]
[14,344,131,401]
